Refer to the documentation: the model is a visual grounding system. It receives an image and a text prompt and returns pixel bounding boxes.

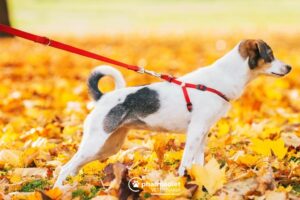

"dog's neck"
[210,45,256,100]
[181,45,258,101]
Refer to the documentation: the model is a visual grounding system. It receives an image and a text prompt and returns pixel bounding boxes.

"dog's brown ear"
[239,39,274,69]
[256,40,274,62]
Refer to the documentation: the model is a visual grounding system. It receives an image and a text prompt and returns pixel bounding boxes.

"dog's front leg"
[178,121,208,176]
[192,135,208,166]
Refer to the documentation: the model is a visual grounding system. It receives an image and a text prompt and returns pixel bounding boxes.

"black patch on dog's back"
[103,87,160,133]
[103,104,129,134]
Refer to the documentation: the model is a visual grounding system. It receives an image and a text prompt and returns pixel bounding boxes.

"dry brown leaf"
[91,196,118,200]
[265,191,287,200]
[281,132,300,148]
[10,168,48,179]
[0,150,23,168]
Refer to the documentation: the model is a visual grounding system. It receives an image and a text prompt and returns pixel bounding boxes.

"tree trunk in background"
[0,0,13,37]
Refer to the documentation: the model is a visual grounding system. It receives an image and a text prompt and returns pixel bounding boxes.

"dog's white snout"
[266,59,291,77]
[278,62,292,74]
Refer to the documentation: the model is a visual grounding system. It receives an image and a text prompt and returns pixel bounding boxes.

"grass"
[7,0,300,35]
[20,179,49,192]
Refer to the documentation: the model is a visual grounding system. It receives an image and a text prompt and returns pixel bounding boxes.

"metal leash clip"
[137,67,145,74]
[144,69,161,78]
[137,68,161,78]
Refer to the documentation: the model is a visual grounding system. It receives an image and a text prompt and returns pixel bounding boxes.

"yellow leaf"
[217,120,230,137]
[82,160,106,175]
[44,188,62,199]
[277,185,293,193]
[250,138,287,159]
[0,132,18,144]
[11,192,42,200]
[164,150,183,163]
[190,158,226,195]
[237,154,260,166]
[9,174,22,183]
[269,138,287,160]
[250,138,271,156]
[22,147,39,167]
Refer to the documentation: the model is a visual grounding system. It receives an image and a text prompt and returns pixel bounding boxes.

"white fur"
[266,59,291,76]
[54,42,290,188]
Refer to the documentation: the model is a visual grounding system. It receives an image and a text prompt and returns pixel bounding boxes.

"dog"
[54,39,291,188]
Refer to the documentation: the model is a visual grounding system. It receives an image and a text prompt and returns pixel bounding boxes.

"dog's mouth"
[271,72,286,77]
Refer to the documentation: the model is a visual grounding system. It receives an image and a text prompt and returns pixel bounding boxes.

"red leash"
[0,24,229,111]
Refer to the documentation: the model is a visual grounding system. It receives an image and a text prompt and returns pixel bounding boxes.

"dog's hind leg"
[95,127,129,161]
[54,128,107,188]
[54,115,128,188]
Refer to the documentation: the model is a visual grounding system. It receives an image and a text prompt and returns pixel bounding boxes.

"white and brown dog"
[54,39,291,188]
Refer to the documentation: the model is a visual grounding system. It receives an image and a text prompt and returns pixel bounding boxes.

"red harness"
[0,24,229,111]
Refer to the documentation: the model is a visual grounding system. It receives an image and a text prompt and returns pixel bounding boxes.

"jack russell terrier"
[54,39,291,188]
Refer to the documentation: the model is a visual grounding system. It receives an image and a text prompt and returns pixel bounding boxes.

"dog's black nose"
[286,65,292,72]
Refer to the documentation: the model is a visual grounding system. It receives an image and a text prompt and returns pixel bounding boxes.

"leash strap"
[0,24,140,72]
[0,24,229,112]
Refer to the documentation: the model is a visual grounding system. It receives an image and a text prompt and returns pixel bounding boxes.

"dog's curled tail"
[88,65,126,101]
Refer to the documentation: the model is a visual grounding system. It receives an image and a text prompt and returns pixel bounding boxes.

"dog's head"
[238,39,291,77]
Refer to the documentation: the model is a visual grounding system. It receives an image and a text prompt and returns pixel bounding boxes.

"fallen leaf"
[281,132,300,148]
[250,138,287,159]
[250,138,271,157]
[265,191,287,200]
[237,154,260,166]
[91,196,118,200]
[44,188,62,199]
[0,150,23,168]
[190,158,226,195]
[269,138,287,160]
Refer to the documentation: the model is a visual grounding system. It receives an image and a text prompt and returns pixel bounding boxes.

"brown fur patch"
[257,59,272,70]
[238,39,274,69]
[238,39,258,59]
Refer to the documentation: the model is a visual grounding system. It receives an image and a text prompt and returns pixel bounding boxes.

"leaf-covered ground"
[0,34,300,200]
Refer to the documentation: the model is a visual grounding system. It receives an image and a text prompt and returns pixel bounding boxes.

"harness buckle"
[186,102,193,112]
[196,84,207,91]
[165,75,174,82]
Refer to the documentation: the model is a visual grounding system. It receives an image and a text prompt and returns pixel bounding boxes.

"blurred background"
[2,0,300,36]
[1,0,300,109]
